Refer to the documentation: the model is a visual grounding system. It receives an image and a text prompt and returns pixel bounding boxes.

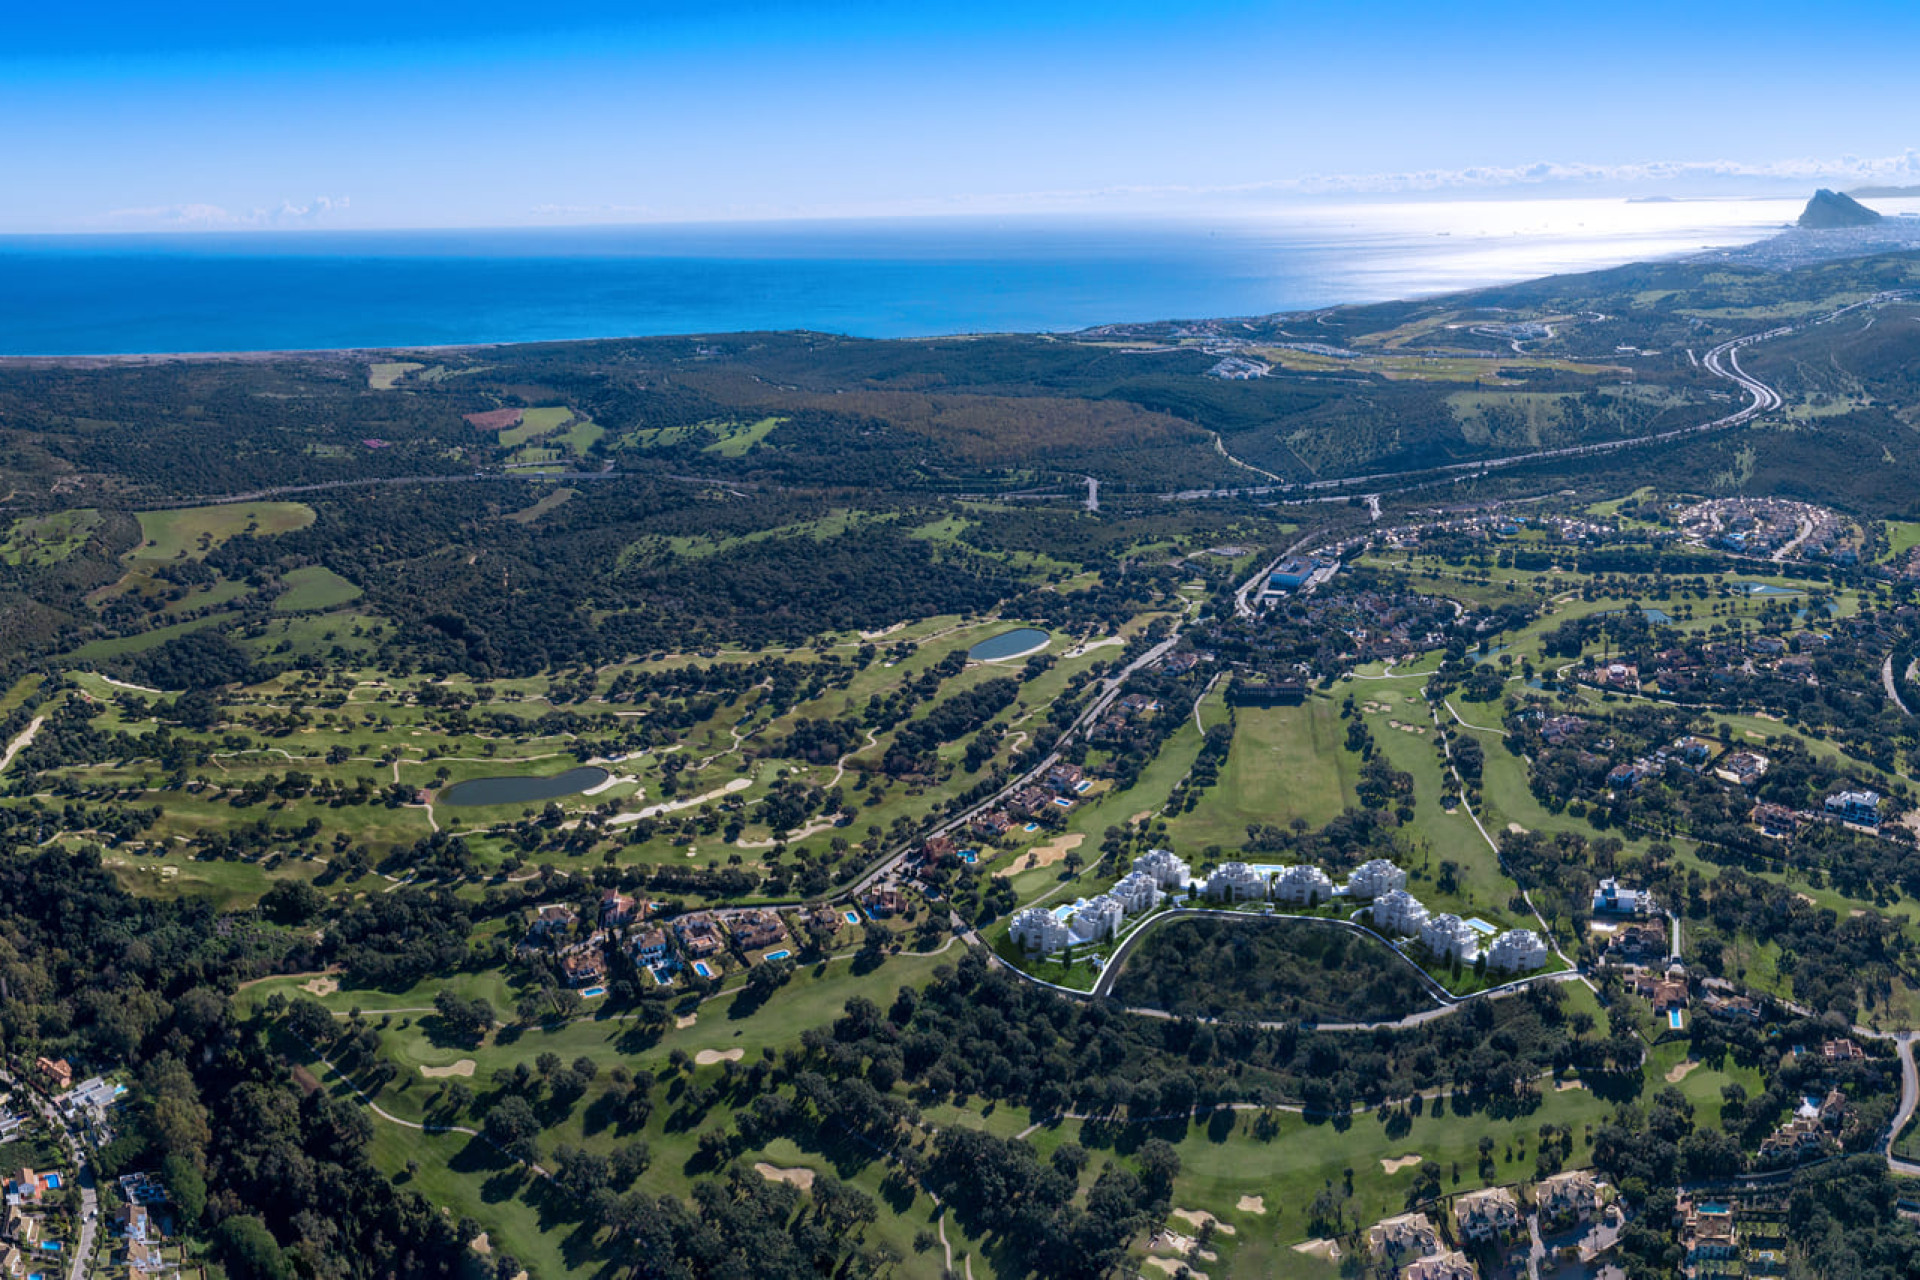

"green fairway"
[1164,694,1359,856]
[274,565,363,611]
[278,568,366,614]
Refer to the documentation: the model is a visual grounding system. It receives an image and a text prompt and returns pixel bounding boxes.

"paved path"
[1885,1034,1920,1176]
[0,715,45,775]
[1884,652,1912,716]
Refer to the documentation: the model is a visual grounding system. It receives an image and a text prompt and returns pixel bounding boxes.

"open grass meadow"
[274,565,363,611]
[132,501,316,562]
[1162,693,1359,857]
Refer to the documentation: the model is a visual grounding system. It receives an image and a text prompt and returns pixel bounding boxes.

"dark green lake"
[440,766,610,807]
[968,628,1050,661]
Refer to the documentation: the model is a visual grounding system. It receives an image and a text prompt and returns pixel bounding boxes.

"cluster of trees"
[1105,916,1436,1024]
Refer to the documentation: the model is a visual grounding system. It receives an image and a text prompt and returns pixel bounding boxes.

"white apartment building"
[1485,928,1549,974]
[1133,848,1193,891]
[1204,861,1269,902]
[1272,864,1335,906]
[1108,871,1162,916]
[1344,858,1406,899]
[1420,913,1481,965]
[1011,907,1071,954]
[1068,894,1125,944]
[1370,888,1430,937]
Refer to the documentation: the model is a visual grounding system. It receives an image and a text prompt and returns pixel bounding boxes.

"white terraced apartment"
[1485,927,1549,973]
[1370,887,1430,936]
[1204,861,1268,902]
[1108,870,1162,915]
[1068,894,1125,944]
[1344,857,1406,899]
[1010,906,1071,954]
[1272,863,1335,905]
[1420,912,1480,964]
[1132,847,1192,891]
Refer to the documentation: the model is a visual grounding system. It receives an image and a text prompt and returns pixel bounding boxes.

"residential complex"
[1485,928,1549,974]
[1132,848,1192,891]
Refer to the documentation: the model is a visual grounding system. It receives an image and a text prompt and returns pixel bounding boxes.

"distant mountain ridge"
[1799,189,1883,229]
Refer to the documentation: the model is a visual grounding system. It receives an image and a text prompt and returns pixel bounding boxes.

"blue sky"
[6,0,1918,232]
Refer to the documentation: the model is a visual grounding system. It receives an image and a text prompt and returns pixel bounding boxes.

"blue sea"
[0,197,1826,355]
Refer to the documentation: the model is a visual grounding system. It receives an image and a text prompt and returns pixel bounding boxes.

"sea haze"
[0,196,1856,355]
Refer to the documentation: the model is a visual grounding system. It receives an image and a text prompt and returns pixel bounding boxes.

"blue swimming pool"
[1669,1009,1685,1030]
[692,961,714,979]
[843,910,860,925]
[960,850,978,864]
[1464,917,1498,936]
[763,949,792,961]
[580,985,606,998]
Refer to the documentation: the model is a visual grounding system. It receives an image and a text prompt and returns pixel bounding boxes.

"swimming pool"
[763,949,792,962]
[43,1175,60,1190]
[843,910,861,925]
[1669,1009,1685,1030]
[1464,917,1498,936]
[1051,797,1073,808]
[1023,822,1040,832]
[580,986,606,999]
[959,850,978,864]
[692,961,715,979]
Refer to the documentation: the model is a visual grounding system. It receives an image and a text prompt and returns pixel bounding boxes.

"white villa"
[1272,864,1335,906]
[1485,928,1549,974]
[1010,907,1071,954]
[1109,870,1162,915]
[1133,848,1192,891]
[1592,877,1655,916]
[1204,861,1268,902]
[1370,888,1430,937]
[1420,913,1481,965]
[1344,858,1407,899]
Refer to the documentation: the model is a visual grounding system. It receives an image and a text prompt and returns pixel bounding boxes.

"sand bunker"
[1380,1154,1424,1174]
[1387,720,1425,734]
[420,1059,476,1079]
[1293,1239,1343,1263]
[1025,832,1085,869]
[695,1048,745,1065]
[754,1163,816,1191]
[1172,1209,1234,1236]
[1665,1059,1701,1084]
[1236,1195,1266,1214]
[1556,1079,1587,1092]
[301,976,338,996]
[469,1233,491,1255]
[676,1013,699,1029]
[1146,1259,1205,1279]
[1506,822,1525,834]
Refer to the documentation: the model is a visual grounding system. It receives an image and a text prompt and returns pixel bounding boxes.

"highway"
[1167,294,1912,510]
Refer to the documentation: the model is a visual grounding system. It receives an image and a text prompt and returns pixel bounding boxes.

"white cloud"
[93,195,351,229]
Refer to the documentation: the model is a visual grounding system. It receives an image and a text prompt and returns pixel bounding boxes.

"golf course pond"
[439,766,610,807]
[968,627,1050,662]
